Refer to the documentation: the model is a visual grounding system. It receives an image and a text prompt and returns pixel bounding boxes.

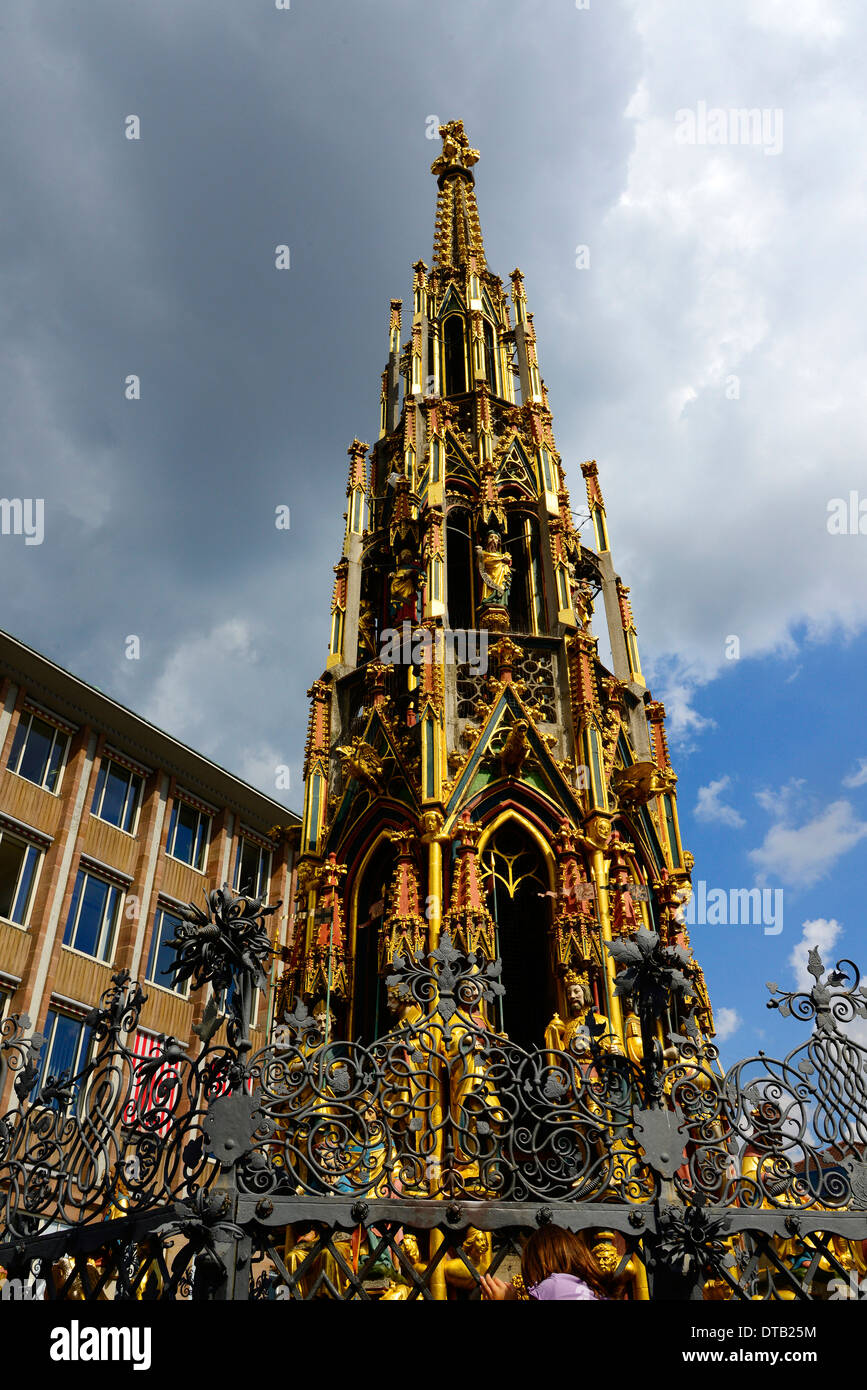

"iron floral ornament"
[766,946,867,1033]
[607,927,694,1105]
[165,884,281,1046]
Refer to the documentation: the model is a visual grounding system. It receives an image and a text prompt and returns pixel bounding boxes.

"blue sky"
[0,0,864,1064]
[674,628,867,1064]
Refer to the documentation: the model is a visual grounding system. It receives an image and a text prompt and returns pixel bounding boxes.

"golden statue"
[388,548,424,624]
[50,1255,108,1301]
[545,972,615,1058]
[475,531,512,609]
[444,1227,492,1298]
[336,737,385,794]
[589,1229,644,1300]
[281,1228,326,1298]
[499,720,530,778]
[566,561,594,626]
[380,1233,427,1300]
[430,119,480,177]
[357,599,377,657]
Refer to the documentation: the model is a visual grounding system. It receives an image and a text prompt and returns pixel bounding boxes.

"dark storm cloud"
[0,0,640,800]
[0,0,863,800]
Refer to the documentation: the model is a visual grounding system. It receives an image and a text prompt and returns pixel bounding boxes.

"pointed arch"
[438,283,466,319]
[483,318,498,394]
[480,284,499,322]
[444,431,478,486]
[445,501,475,630]
[495,439,535,494]
[477,807,556,890]
[503,509,543,633]
[442,315,467,395]
[475,809,557,1047]
[347,829,398,1042]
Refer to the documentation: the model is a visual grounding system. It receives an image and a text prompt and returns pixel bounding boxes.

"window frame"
[37,1007,94,1104]
[233,836,272,901]
[62,868,123,963]
[165,798,211,872]
[145,906,189,998]
[91,757,144,836]
[0,827,42,928]
[219,977,259,1031]
[6,709,70,794]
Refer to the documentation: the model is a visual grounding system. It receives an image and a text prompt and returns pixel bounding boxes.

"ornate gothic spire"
[284,120,708,1076]
[430,120,486,271]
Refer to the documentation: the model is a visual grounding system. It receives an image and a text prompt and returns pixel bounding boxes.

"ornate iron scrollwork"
[1,917,865,1300]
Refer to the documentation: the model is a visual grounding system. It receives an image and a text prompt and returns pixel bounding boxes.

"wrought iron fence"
[0,887,865,1300]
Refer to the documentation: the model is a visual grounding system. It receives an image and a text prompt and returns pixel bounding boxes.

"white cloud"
[747,0,845,43]
[565,0,867,744]
[788,918,843,992]
[234,743,292,800]
[843,758,867,789]
[143,618,258,739]
[754,779,808,820]
[130,618,299,805]
[749,800,867,888]
[694,775,745,828]
[647,660,715,748]
[786,918,867,1047]
[714,1006,742,1042]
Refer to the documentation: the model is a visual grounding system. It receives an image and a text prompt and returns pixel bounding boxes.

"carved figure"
[475,531,512,608]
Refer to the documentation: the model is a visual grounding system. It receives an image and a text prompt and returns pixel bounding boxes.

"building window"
[233,838,271,900]
[37,1008,92,1100]
[91,759,143,834]
[220,977,258,1031]
[145,907,187,997]
[7,711,69,793]
[0,831,40,927]
[166,799,210,871]
[62,870,122,962]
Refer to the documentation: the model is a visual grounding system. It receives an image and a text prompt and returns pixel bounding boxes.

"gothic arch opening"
[483,318,498,395]
[481,821,554,1048]
[445,504,474,631]
[503,511,542,635]
[443,315,467,396]
[350,838,395,1044]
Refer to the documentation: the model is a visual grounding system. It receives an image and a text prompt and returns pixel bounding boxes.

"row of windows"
[1,962,259,1108]
[5,712,273,876]
[0,832,273,963]
[34,997,255,1108]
